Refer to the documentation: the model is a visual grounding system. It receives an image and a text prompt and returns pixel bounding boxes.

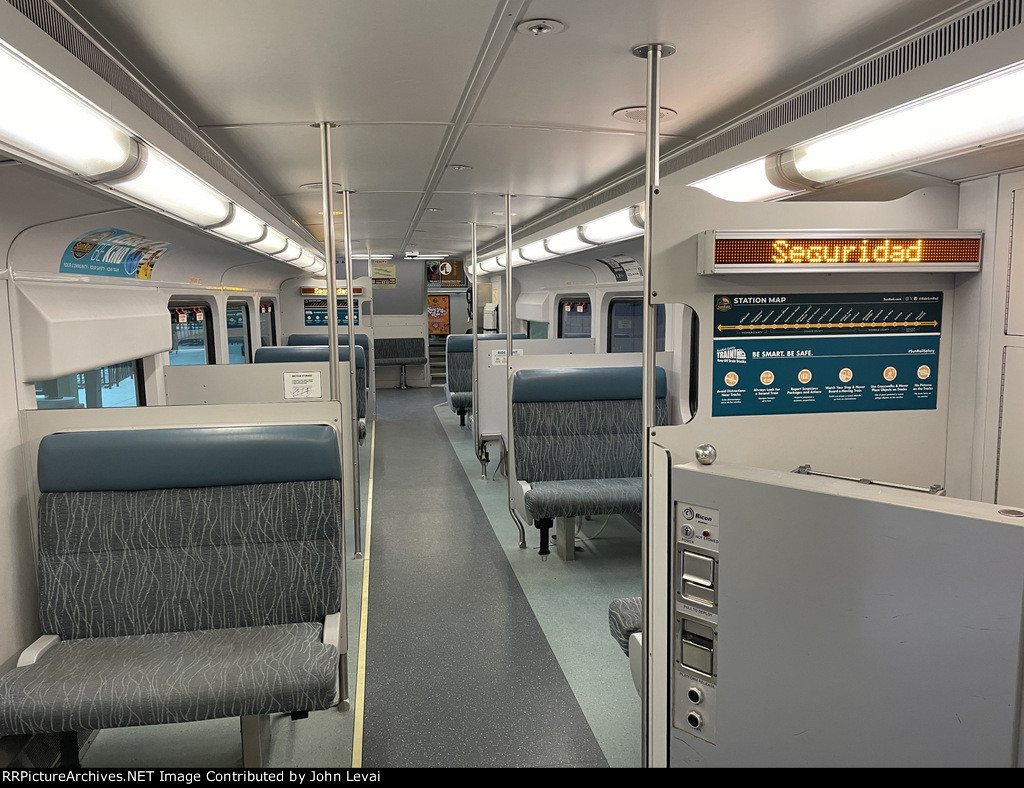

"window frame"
[226,300,252,364]
[259,298,278,347]
[168,303,216,366]
[606,297,665,353]
[557,296,592,339]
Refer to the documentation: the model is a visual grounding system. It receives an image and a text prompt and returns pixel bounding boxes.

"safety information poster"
[711,292,941,416]
[303,298,359,326]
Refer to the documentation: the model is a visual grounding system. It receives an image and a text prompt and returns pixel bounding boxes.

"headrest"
[446,333,527,352]
[254,344,365,368]
[287,333,370,350]
[38,424,342,492]
[511,366,667,403]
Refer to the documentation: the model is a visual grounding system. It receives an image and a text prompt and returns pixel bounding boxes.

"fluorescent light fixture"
[274,240,302,262]
[295,249,322,270]
[520,239,556,262]
[478,256,504,273]
[351,254,393,260]
[689,157,801,202]
[545,227,594,255]
[251,226,288,254]
[786,61,1024,185]
[109,147,230,227]
[0,43,138,179]
[210,205,266,244]
[579,206,644,244]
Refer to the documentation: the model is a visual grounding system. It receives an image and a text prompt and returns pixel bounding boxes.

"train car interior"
[2,0,1024,770]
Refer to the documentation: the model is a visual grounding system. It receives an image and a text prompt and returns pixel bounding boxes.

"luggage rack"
[792,464,945,496]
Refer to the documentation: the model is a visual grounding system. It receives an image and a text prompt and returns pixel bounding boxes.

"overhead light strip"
[690,58,1024,202]
[0,37,326,276]
[473,202,646,273]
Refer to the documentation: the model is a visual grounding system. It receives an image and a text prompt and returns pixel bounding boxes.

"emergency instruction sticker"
[711,292,941,416]
[283,371,323,400]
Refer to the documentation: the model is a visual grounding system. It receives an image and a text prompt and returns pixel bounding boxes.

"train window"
[259,300,277,346]
[35,360,145,409]
[608,298,665,352]
[527,321,548,339]
[226,302,251,364]
[168,305,215,365]
[559,298,591,339]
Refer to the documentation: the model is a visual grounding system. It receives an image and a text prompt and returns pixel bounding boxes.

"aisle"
[358,386,607,768]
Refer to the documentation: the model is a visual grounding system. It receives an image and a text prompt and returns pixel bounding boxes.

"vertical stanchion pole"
[635,40,674,769]
[318,123,341,401]
[503,194,527,548]
[341,189,362,558]
[470,222,485,476]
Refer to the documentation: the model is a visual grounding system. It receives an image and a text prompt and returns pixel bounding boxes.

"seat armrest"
[17,635,60,667]
[511,479,532,524]
[628,632,642,697]
[323,612,342,652]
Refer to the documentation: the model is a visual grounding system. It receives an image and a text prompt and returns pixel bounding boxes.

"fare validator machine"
[645,187,1024,767]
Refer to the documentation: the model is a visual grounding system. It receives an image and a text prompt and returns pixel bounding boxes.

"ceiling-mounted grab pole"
[318,122,341,401]
[341,188,363,558]
[635,40,674,770]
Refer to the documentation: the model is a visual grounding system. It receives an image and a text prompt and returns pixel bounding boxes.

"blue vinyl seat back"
[287,333,370,361]
[510,366,668,483]
[34,425,344,641]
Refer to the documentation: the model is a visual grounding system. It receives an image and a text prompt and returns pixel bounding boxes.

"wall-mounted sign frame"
[697,230,982,274]
[300,286,363,296]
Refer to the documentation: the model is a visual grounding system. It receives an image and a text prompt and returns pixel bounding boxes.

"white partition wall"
[651,456,1024,767]
[163,363,357,522]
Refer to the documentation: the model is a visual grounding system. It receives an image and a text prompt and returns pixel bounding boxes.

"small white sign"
[491,348,524,366]
[283,371,323,399]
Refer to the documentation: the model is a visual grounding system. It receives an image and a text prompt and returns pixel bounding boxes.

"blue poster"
[60,228,172,279]
[712,292,941,416]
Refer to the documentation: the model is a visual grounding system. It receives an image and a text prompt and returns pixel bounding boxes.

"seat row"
[0,424,346,767]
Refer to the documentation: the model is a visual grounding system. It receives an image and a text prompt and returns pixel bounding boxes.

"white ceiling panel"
[68,0,499,125]
[440,125,648,199]
[204,124,448,196]
[473,0,968,137]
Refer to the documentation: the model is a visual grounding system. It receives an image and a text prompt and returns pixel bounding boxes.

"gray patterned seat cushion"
[446,351,472,391]
[37,481,343,640]
[524,477,642,520]
[0,623,336,735]
[608,597,643,656]
[375,338,427,365]
[449,391,472,409]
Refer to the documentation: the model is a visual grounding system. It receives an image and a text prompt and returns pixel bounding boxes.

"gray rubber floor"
[359,386,608,768]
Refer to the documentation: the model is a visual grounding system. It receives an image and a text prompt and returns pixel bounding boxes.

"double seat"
[510,365,668,560]
[0,424,345,767]
[374,337,427,389]
[444,333,524,426]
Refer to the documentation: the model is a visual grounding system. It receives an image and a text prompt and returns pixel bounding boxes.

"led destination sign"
[698,230,982,274]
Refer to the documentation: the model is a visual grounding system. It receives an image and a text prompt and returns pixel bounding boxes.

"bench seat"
[524,477,641,520]
[0,623,336,735]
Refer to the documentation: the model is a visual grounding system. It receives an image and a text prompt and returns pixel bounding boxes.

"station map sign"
[303,298,359,327]
[698,230,982,274]
[712,292,941,417]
